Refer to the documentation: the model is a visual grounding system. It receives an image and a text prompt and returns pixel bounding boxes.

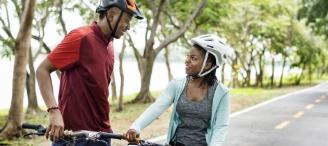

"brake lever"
[23,132,37,137]
[128,141,139,145]
[23,129,46,137]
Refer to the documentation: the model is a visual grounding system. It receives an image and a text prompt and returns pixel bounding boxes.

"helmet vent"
[205,39,213,41]
[223,54,227,59]
[207,45,214,48]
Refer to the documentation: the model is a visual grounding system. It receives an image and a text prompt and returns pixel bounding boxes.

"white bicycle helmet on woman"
[191,34,230,77]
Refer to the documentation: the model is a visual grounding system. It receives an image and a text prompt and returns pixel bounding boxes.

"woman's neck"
[189,76,207,88]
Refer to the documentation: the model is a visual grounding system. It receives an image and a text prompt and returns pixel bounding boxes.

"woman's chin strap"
[189,51,220,79]
[198,66,218,77]
[197,52,218,77]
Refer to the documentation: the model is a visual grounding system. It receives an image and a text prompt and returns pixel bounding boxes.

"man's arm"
[36,58,64,142]
[36,58,57,108]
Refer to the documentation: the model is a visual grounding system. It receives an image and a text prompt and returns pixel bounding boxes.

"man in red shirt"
[36,0,142,145]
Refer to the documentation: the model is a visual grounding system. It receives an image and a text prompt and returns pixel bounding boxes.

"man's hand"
[37,58,63,141]
[46,110,64,142]
[124,129,140,142]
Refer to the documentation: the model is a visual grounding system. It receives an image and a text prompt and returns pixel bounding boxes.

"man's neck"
[97,19,112,39]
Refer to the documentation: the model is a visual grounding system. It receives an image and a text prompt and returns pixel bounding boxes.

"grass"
[0,82,322,145]
[110,91,161,120]
[229,84,315,112]
[0,137,46,146]
[0,91,163,146]
[0,110,7,127]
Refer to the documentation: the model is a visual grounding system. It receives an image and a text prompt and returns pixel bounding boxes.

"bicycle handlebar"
[22,123,124,140]
[63,130,124,140]
[21,123,166,146]
[22,123,45,130]
[22,123,46,136]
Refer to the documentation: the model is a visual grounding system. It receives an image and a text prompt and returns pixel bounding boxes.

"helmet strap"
[196,51,218,77]
[189,66,218,79]
[198,66,218,77]
[198,52,209,76]
[105,9,124,38]
[105,13,113,34]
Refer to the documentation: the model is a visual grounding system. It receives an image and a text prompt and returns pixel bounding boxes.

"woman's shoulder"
[164,77,187,91]
[215,81,229,93]
[169,77,187,85]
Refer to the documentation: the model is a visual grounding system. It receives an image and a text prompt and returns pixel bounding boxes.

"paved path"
[150,83,328,146]
[224,82,328,146]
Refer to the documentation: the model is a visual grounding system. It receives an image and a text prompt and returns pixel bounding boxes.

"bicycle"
[22,123,167,146]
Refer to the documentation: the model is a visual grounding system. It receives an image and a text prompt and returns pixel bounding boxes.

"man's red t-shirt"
[48,22,114,132]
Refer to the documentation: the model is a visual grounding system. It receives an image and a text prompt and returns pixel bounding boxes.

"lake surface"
[0,55,293,109]
[0,57,186,109]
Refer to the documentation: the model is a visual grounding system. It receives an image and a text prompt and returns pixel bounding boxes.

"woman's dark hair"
[194,44,218,87]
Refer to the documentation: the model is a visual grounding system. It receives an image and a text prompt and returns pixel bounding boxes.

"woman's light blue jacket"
[130,77,230,146]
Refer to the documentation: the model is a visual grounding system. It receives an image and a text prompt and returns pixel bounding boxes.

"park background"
[0,0,328,145]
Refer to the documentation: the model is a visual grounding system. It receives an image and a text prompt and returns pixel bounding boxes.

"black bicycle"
[22,123,166,146]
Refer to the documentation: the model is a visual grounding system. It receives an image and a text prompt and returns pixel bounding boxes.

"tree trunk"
[255,69,261,86]
[31,35,61,78]
[278,56,287,87]
[256,48,265,87]
[236,52,248,87]
[245,69,251,86]
[232,51,239,88]
[130,0,206,103]
[308,65,312,83]
[255,72,261,87]
[295,64,306,85]
[270,56,275,87]
[117,38,126,112]
[256,71,263,88]
[245,48,254,86]
[259,68,264,87]
[111,73,117,102]
[0,0,36,139]
[164,47,173,81]
[132,54,156,103]
[26,47,42,115]
[58,0,67,35]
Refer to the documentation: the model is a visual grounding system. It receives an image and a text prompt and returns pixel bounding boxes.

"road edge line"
[230,83,323,118]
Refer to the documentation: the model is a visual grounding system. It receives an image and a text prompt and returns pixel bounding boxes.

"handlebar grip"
[100,133,124,140]
[22,123,44,130]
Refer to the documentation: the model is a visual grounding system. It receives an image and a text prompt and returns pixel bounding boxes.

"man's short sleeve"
[48,30,84,71]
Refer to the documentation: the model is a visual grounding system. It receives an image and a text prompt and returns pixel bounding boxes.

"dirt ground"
[111,108,172,146]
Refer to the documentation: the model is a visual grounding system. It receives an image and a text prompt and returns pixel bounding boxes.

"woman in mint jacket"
[126,34,231,146]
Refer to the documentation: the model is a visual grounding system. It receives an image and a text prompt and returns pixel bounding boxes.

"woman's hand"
[124,129,139,142]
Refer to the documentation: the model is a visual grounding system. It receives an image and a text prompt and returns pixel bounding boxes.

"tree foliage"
[298,0,328,37]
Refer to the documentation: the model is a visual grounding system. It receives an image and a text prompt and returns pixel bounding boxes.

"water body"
[0,57,186,109]
[0,55,295,109]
